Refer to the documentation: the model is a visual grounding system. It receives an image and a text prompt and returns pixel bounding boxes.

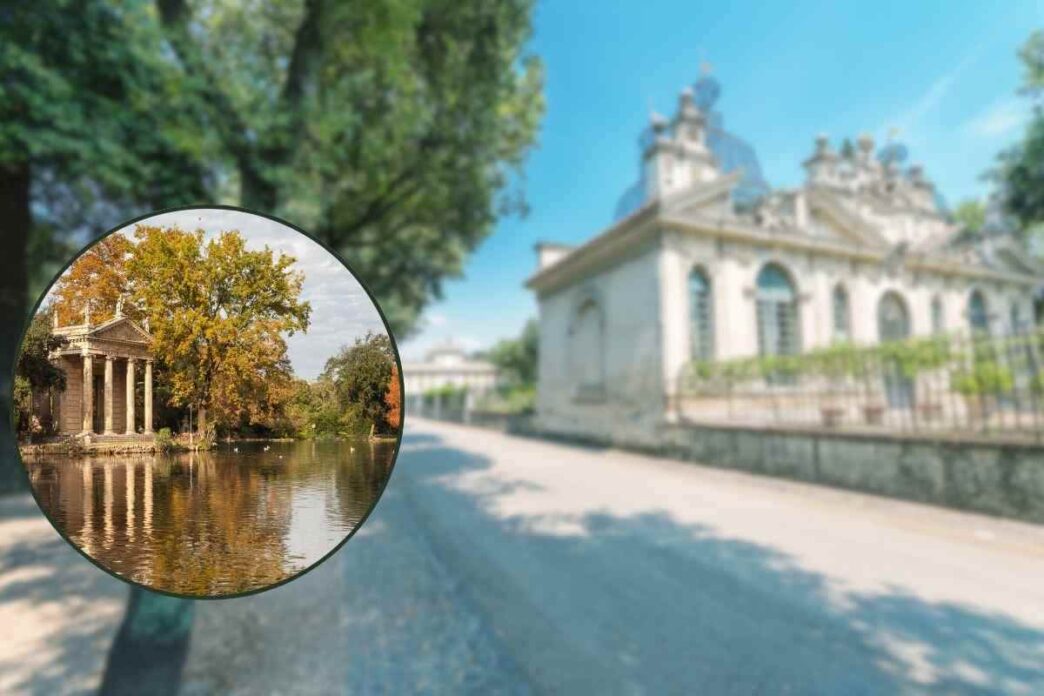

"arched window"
[689,268,714,360]
[755,263,800,356]
[1010,300,1024,334]
[878,291,914,407]
[931,295,944,335]
[968,290,989,335]
[570,296,605,395]
[832,284,850,341]
[878,291,910,343]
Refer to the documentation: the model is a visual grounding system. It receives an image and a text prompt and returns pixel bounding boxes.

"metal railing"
[675,328,1044,442]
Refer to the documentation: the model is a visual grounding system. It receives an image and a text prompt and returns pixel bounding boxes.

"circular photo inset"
[14,207,402,598]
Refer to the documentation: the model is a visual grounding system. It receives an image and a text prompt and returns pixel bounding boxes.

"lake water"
[24,439,397,596]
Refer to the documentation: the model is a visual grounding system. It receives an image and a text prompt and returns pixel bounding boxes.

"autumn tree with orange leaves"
[51,234,144,326]
[51,226,310,435]
[385,362,402,431]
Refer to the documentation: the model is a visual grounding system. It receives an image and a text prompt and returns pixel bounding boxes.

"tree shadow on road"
[392,432,1044,694]
[0,493,127,695]
[8,426,1043,694]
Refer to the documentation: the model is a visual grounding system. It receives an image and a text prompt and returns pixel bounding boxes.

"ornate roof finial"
[115,294,125,319]
[82,302,91,326]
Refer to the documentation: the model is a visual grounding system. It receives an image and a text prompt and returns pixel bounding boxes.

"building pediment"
[89,317,151,344]
[805,189,890,249]
[660,171,742,218]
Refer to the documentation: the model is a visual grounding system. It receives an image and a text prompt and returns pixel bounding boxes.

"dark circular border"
[10,204,406,600]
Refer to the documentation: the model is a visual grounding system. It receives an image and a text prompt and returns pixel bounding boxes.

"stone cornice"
[527,193,1041,298]
[525,201,661,296]
[665,214,1040,287]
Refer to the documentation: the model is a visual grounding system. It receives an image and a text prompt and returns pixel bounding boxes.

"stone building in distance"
[527,71,1043,445]
[401,339,498,415]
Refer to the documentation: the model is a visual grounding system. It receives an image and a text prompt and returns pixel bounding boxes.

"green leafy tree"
[13,308,68,432]
[152,0,544,334]
[0,0,211,490]
[952,199,987,241]
[4,0,543,670]
[994,30,1044,241]
[485,318,538,387]
[321,332,397,436]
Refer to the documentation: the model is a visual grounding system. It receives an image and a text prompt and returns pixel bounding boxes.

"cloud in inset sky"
[110,209,388,380]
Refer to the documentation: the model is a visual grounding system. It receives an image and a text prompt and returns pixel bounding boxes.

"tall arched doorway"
[878,291,913,408]
[755,263,800,357]
[689,267,714,361]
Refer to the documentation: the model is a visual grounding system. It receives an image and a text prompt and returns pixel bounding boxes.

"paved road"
[5,419,1044,693]
[181,419,1044,694]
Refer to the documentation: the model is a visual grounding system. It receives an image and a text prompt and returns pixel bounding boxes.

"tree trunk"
[0,161,30,493]
[98,590,194,696]
[239,158,278,213]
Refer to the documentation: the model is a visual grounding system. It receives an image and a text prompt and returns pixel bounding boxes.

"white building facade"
[528,76,1043,446]
[402,340,498,414]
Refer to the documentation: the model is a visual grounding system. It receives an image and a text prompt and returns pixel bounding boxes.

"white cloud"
[964,98,1028,138]
[427,312,449,328]
[881,54,977,142]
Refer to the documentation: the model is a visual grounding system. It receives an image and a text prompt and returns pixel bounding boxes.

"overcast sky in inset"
[45,208,388,381]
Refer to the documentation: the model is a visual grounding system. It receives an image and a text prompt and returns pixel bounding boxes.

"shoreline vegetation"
[18,432,398,458]
[16,225,403,453]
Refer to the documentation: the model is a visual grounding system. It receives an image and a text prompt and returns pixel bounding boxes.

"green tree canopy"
[15,308,67,393]
[952,199,987,241]
[994,30,1044,241]
[13,308,68,433]
[152,0,543,334]
[484,318,538,387]
[321,332,397,436]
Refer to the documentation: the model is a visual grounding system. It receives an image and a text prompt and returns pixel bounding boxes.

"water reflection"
[25,440,396,596]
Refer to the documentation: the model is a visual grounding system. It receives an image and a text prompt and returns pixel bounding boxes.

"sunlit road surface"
[183,419,1044,695]
[0,494,124,695]
[5,419,1044,694]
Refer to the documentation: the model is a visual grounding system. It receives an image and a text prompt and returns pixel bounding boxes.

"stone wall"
[421,412,1044,524]
[660,422,1044,525]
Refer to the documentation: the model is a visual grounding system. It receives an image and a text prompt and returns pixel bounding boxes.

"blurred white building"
[402,340,498,414]
[527,72,1043,445]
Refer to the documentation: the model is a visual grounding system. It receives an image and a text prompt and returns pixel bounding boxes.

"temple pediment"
[89,317,151,344]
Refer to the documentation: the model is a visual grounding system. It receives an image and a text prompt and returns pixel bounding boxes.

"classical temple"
[45,304,155,439]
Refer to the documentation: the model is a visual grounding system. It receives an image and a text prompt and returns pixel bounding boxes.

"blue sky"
[399,0,1044,360]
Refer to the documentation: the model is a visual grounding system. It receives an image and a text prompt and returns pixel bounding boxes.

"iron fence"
[675,329,1044,442]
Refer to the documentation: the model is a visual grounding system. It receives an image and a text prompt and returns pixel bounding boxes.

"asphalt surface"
[5,418,1044,694]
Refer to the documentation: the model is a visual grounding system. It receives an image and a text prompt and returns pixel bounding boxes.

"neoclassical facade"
[48,307,155,438]
[401,340,498,413]
[527,74,1043,445]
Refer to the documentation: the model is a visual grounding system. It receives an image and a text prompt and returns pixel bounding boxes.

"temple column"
[82,351,94,434]
[125,358,136,435]
[103,356,114,434]
[144,359,153,434]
